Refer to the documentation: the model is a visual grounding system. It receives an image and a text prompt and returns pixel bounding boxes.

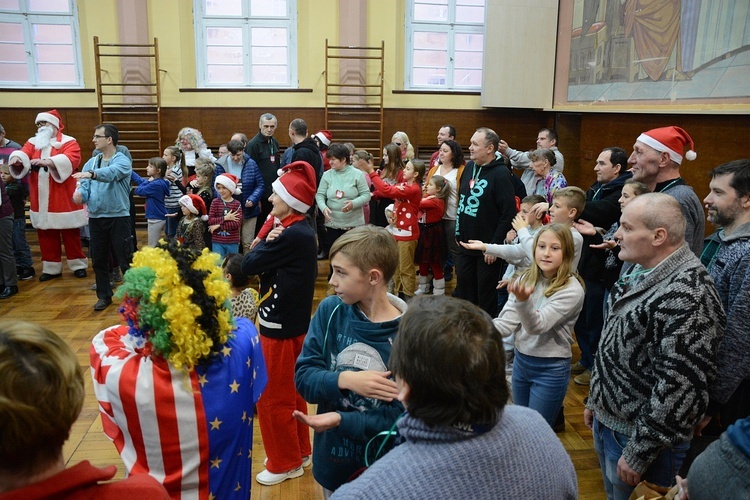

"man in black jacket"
[246,113,281,235]
[288,118,323,185]
[571,147,631,385]
[288,118,323,234]
[455,127,516,317]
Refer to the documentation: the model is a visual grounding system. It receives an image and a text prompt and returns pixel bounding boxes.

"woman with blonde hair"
[391,131,415,161]
[492,223,584,428]
[176,127,215,177]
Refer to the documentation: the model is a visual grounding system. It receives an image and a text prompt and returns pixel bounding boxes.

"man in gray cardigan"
[585,193,725,500]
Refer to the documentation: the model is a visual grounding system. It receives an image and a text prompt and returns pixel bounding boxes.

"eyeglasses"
[35,121,50,128]
[93,135,107,139]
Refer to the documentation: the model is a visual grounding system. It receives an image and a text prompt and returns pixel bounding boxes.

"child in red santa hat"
[241,161,318,486]
[177,194,208,253]
[208,173,242,259]
[313,130,333,171]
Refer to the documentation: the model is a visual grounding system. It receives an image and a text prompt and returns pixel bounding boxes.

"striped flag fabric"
[90,318,267,499]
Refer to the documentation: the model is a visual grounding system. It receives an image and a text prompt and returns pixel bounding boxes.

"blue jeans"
[165,206,181,239]
[511,350,570,426]
[12,218,33,268]
[593,418,689,500]
[212,242,237,260]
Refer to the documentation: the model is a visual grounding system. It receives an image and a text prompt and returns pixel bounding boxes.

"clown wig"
[114,241,234,370]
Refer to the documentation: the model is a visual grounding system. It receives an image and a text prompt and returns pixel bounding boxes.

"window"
[194,0,297,87]
[0,0,83,88]
[405,0,485,90]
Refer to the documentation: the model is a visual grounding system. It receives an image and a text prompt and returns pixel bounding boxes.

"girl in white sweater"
[493,223,585,426]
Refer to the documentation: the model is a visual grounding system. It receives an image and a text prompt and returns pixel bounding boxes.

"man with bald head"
[584,193,724,500]
[627,126,705,256]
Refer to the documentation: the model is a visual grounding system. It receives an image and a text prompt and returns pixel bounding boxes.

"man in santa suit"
[7,109,88,281]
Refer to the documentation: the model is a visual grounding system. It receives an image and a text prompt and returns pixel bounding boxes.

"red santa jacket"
[370,173,422,242]
[8,131,86,229]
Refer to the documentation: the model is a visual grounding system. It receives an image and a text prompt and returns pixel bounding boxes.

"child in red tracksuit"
[366,159,424,299]
[414,174,450,296]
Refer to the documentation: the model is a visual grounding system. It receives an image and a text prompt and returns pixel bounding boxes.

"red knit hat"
[637,126,696,165]
[272,161,316,212]
[314,130,333,147]
[215,173,242,195]
[35,109,64,131]
[179,194,209,221]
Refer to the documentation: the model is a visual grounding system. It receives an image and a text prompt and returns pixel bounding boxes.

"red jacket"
[418,196,445,224]
[370,173,421,241]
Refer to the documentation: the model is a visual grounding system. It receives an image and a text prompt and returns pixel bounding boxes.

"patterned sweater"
[705,222,750,408]
[588,245,725,474]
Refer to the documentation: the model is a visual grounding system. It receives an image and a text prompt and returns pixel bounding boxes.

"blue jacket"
[295,295,407,491]
[132,172,170,220]
[215,153,264,219]
[78,151,132,218]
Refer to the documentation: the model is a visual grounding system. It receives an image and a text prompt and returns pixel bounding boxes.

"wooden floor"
[0,229,606,499]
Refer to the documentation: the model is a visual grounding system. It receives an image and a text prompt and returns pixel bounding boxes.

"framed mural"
[553,0,750,112]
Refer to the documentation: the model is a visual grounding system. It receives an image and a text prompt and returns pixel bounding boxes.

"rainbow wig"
[114,240,235,371]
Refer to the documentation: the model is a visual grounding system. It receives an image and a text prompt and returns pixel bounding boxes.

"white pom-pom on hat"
[637,126,696,165]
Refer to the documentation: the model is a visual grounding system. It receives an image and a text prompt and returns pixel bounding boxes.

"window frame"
[404,0,485,91]
[0,0,84,88]
[193,0,298,88]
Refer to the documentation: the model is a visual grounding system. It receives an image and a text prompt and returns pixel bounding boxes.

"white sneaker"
[256,466,304,486]
[264,456,311,468]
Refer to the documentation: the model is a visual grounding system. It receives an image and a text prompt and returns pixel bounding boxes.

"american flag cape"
[91,318,267,499]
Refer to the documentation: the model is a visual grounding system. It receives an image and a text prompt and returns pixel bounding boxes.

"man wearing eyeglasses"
[7,109,88,282]
[72,124,133,311]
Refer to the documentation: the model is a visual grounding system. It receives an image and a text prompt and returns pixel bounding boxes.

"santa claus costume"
[8,110,88,278]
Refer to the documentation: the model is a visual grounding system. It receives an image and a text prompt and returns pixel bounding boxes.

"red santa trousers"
[38,227,87,274]
[256,333,312,473]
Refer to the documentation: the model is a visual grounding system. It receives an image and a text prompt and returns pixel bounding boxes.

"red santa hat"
[35,109,64,131]
[214,173,242,195]
[179,194,209,221]
[272,161,316,213]
[637,126,697,165]
[313,130,333,148]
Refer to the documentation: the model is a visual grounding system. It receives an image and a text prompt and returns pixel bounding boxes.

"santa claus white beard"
[34,125,55,150]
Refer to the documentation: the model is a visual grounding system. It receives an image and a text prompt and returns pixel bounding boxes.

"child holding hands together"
[295,225,406,496]
[363,158,424,299]
[209,173,242,258]
[492,224,585,427]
